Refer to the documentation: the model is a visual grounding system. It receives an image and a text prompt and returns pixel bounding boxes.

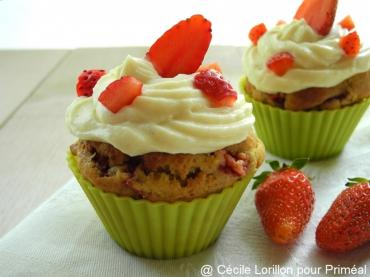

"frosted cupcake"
[66,15,264,259]
[241,0,370,160]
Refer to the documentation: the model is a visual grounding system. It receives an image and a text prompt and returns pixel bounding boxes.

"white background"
[1,0,370,49]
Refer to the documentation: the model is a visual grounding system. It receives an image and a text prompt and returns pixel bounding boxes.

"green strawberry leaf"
[290,158,309,170]
[266,160,281,171]
[252,171,271,190]
[345,177,369,187]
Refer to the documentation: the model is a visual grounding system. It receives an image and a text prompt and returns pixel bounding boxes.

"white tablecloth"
[0,46,369,277]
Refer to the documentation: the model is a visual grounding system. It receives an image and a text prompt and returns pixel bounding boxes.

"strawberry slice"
[294,0,338,36]
[76,69,106,97]
[146,14,212,78]
[339,15,355,31]
[248,23,267,45]
[197,62,222,73]
[266,52,295,76]
[340,31,360,58]
[193,70,237,107]
[98,76,143,113]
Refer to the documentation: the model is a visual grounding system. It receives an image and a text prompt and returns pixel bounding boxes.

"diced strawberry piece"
[266,52,295,76]
[339,15,355,31]
[294,0,338,36]
[146,14,212,78]
[76,69,106,97]
[98,76,143,113]
[224,153,248,176]
[340,31,360,57]
[197,63,222,73]
[193,70,237,108]
[213,95,237,107]
[248,23,267,45]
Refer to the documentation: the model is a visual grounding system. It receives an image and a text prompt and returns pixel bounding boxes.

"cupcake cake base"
[68,152,254,259]
[241,78,370,160]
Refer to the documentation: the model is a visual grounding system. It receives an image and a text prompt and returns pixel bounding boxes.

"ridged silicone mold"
[240,78,370,160]
[67,152,253,259]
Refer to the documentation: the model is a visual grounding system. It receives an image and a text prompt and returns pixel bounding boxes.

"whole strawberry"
[253,159,314,244]
[316,178,370,253]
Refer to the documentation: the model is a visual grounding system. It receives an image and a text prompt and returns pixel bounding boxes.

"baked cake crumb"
[70,132,264,202]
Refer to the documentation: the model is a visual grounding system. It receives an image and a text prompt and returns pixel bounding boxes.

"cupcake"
[66,15,264,259]
[241,0,370,160]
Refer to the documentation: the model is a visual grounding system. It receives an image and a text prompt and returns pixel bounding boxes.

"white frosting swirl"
[66,55,254,156]
[243,19,370,93]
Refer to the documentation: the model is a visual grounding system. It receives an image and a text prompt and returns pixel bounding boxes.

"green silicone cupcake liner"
[240,77,370,160]
[67,152,254,259]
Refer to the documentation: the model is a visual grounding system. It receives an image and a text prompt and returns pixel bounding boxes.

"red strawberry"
[76,69,106,97]
[146,14,212,78]
[340,31,360,58]
[294,0,338,36]
[193,70,237,107]
[253,159,314,244]
[197,62,222,73]
[248,23,267,45]
[316,178,370,253]
[98,76,142,113]
[266,52,294,76]
[339,15,355,31]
